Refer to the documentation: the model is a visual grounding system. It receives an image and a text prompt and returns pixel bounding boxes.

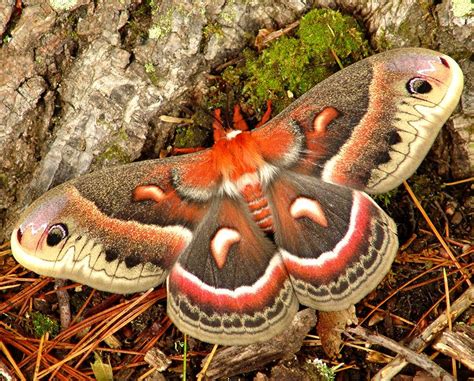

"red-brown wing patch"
[170,150,222,201]
[167,197,298,345]
[268,171,398,311]
[251,114,305,168]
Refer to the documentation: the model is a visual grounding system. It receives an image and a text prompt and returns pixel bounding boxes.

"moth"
[11,48,464,345]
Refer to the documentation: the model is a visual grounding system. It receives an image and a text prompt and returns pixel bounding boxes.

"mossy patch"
[173,125,211,149]
[123,1,156,48]
[148,8,173,40]
[148,2,192,41]
[31,311,59,338]
[374,188,399,208]
[0,173,8,188]
[95,128,132,166]
[179,8,370,150]
[217,8,370,114]
[97,144,131,165]
[144,62,159,85]
[304,358,337,381]
[203,22,224,39]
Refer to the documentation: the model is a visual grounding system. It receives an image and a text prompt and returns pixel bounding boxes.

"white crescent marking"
[211,228,241,269]
[290,197,328,227]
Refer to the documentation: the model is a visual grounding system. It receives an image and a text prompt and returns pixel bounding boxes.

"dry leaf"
[254,28,272,51]
[144,348,172,372]
[317,306,357,358]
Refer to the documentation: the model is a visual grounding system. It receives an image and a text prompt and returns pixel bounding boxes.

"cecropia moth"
[10,48,464,345]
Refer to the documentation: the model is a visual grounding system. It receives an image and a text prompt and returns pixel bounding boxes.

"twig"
[254,20,300,50]
[363,303,415,327]
[136,366,157,381]
[74,291,158,368]
[70,289,96,325]
[347,326,455,380]
[0,277,51,314]
[159,115,193,124]
[373,285,474,379]
[407,275,467,340]
[403,263,473,292]
[55,279,71,330]
[360,258,469,326]
[399,234,417,250]
[433,325,474,370]
[330,48,344,70]
[201,309,316,379]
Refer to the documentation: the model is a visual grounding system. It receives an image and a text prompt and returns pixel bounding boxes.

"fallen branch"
[347,326,455,381]
[201,309,316,379]
[373,285,474,379]
[433,325,474,370]
[55,279,71,330]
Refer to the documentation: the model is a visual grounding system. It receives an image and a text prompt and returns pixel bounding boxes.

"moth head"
[10,185,78,277]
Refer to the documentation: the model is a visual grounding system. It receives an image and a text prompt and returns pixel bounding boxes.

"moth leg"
[255,100,273,128]
[232,104,250,131]
[213,108,227,140]
[170,147,207,155]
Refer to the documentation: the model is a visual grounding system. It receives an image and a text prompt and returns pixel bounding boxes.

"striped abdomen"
[241,182,273,232]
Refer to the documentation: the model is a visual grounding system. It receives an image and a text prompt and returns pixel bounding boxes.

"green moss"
[0,172,8,188]
[2,34,12,44]
[173,125,211,148]
[146,0,157,9]
[304,358,337,381]
[220,9,237,24]
[144,62,159,85]
[148,8,173,40]
[452,0,474,17]
[97,144,131,165]
[203,22,224,39]
[219,8,370,114]
[298,8,369,65]
[373,29,394,51]
[144,62,154,73]
[374,188,399,208]
[187,8,370,148]
[96,128,132,165]
[31,312,59,338]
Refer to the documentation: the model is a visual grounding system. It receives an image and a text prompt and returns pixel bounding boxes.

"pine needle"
[0,341,27,381]
[182,334,187,380]
[443,177,473,186]
[197,344,218,380]
[443,268,457,379]
[33,332,48,380]
[403,180,471,287]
